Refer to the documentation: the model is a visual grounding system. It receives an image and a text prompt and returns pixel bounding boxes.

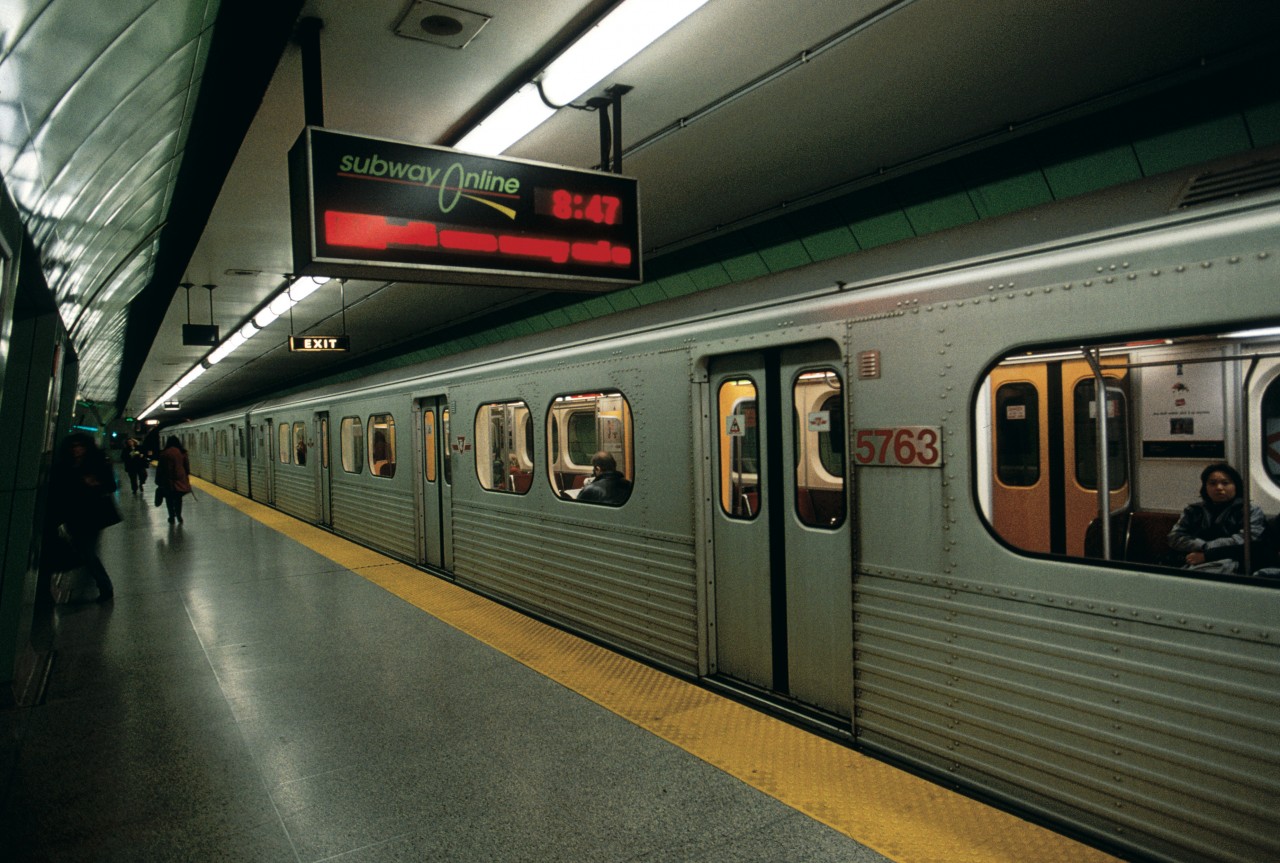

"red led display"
[324,211,634,268]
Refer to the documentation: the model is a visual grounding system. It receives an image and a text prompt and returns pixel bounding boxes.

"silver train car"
[181,148,1280,863]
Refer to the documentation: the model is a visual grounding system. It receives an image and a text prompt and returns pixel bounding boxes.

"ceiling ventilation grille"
[1175,157,1280,209]
[394,1,490,49]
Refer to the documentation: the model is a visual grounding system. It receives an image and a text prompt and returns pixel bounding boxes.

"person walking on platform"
[122,437,148,493]
[155,435,191,524]
[48,432,120,602]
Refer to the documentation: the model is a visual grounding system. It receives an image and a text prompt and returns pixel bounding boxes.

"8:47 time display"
[534,188,623,225]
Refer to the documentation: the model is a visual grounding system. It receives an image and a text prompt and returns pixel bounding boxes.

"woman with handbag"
[49,432,119,602]
[155,436,191,525]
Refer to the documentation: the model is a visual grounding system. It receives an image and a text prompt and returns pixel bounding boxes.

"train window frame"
[340,416,364,474]
[423,409,437,483]
[792,368,846,529]
[442,408,452,485]
[476,399,534,495]
[293,422,308,466]
[546,390,634,506]
[994,381,1040,488]
[367,413,396,478]
[1263,373,1280,490]
[278,423,290,464]
[718,378,761,520]
[977,334,1280,579]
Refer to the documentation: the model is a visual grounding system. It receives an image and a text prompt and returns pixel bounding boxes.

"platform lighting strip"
[138,276,330,420]
[454,0,710,156]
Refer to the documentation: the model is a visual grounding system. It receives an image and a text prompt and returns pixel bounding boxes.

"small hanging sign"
[289,335,351,352]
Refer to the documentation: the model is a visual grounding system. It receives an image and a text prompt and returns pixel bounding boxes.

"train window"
[368,414,396,478]
[995,382,1040,487]
[441,408,452,485]
[278,423,290,464]
[1072,380,1128,490]
[546,391,634,505]
[238,428,245,458]
[320,418,329,469]
[719,379,760,519]
[794,370,846,529]
[476,400,533,494]
[1265,377,1280,487]
[976,335,1280,571]
[340,416,364,473]
[293,422,308,466]
[423,410,437,483]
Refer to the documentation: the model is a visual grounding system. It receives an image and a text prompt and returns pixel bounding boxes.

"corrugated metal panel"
[853,572,1280,863]
[272,466,316,522]
[330,478,416,561]
[214,454,234,489]
[249,460,268,502]
[452,500,698,672]
[235,459,249,495]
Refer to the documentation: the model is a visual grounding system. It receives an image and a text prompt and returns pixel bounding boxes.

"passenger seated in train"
[1166,463,1265,575]
[575,451,632,506]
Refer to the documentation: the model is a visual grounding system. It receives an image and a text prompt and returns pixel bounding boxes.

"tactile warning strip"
[195,479,1119,863]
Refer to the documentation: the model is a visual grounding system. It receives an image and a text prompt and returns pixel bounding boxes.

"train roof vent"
[1175,156,1280,209]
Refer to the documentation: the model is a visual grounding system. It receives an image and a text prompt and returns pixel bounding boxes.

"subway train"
[180,147,1280,863]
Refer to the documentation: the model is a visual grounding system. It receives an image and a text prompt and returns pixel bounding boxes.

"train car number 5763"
[852,426,942,468]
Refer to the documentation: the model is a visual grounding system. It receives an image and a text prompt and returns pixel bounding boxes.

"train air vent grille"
[857,350,881,380]
[1175,157,1280,209]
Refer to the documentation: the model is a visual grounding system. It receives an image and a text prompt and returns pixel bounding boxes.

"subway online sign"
[289,127,641,290]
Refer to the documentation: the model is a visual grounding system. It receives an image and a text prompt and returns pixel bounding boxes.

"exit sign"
[289,335,351,352]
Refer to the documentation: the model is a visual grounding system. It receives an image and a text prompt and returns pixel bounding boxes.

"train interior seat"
[509,470,532,493]
[1085,510,1180,566]
[799,488,845,526]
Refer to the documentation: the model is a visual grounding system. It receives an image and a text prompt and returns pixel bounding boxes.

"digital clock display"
[290,127,641,291]
[534,189,623,225]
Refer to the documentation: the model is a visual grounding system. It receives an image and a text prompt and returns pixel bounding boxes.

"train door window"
[340,416,364,473]
[546,391,634,505]
[995,382,1040,486]
[476,400,532,493]
[238,428,245,459]
[1073,380,1128,490]
[320,419,329,469]
[441,408,452,485]
[718,379,760,519]
[293,422,308,466]
[368,413,396,477]
[278,423,291,463]
[1264,377,1280,487]
[424,410,437,482]
[793,370,845,528]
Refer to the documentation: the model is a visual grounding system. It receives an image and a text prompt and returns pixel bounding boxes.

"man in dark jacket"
[576,451,632,506]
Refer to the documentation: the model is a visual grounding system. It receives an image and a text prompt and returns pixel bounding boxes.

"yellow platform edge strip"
[194,479,1119,863]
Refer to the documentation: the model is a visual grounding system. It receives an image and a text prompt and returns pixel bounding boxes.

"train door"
[708,341,852,718]
[989,358,1130,555]
[261,417,274,504]
[416,396,453,572]
[316,411,331,526]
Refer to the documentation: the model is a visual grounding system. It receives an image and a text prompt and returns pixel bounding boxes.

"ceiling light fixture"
[454,0,709,155]
[137,276,333,419]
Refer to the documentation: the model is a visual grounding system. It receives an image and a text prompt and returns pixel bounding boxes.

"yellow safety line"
[194,478,1119,863]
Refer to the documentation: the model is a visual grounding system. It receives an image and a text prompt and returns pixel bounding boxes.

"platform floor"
[1,478,1120,862]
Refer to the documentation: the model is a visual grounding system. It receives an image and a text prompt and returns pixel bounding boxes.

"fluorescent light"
[1222,326,1280,339]
[207,331,247,365]
[289,275,329,302]
[455,84,556,155]
[177,366,205,388]
[253,307,280,328]
[455,0,709,155]
[540,0,709,105]
[239,322,259,341]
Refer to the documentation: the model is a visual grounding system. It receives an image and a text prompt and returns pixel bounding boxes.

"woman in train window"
[1167,462,1266,574]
